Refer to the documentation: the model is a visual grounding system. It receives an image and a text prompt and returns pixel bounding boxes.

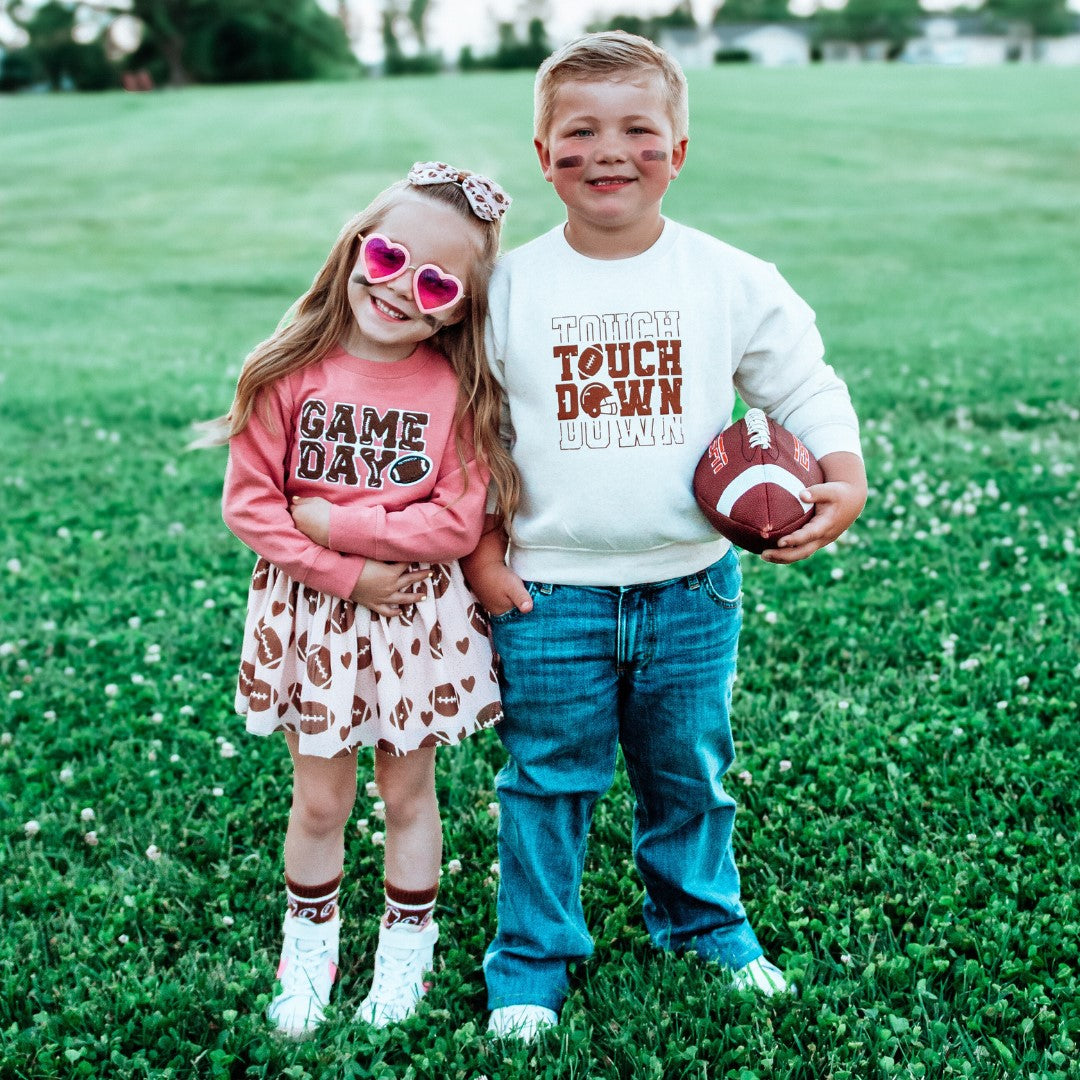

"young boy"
[463,31,866,1041]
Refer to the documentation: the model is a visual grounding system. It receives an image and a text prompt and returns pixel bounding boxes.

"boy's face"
[535,74,687,242]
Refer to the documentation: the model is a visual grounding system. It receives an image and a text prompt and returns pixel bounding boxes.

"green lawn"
[1,66,1078,1079]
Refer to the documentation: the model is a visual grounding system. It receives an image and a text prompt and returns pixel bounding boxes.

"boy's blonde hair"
[534,31,689,143]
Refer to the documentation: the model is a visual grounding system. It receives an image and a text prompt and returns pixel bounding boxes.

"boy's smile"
[535,76,687,258]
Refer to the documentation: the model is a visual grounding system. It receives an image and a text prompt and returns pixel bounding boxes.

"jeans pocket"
[488,582,540,625]
[700,554,742,610]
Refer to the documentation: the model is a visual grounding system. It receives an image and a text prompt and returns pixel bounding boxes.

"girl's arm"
[222,382,366,600]
[293,416,489,564]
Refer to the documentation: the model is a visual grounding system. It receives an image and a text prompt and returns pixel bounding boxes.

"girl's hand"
[350,560,431,618]
[290,496,331,547]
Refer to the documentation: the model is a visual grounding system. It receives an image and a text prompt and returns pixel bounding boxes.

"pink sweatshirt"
[223,343,488,600]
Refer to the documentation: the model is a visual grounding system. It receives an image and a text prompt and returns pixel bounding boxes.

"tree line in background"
[1,0,1075,92]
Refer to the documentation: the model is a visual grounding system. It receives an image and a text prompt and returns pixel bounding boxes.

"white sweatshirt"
[487,220,862,586]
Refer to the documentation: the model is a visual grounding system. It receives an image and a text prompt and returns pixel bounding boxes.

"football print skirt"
[236,557,502,758]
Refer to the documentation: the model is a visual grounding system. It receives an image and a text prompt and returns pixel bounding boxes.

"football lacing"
[743,408,771,450]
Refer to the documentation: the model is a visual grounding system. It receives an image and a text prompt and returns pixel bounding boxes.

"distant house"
[901,16,1035,64]
[1035,33,1080,64]
[659,24,811,68]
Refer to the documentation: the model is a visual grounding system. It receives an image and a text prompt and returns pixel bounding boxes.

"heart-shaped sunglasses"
[358,233,464,315]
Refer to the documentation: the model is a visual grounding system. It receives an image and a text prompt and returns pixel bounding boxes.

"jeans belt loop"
[538,582,553,596]
[687,572,702,591]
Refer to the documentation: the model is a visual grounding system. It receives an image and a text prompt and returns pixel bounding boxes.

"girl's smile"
[342,195,480,363]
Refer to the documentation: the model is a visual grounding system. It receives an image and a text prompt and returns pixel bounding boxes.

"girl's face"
[343,194,480,363]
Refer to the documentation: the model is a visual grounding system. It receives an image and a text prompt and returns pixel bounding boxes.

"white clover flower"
[118,934,130,944]
[365,780,379,798]
[996,701,1008,711]
[371,831,385,847]
[179,705,194,717]
[128,616,141,629]
[60,766,74,782]
[146,844,162,861]
[6,559,21,574]
[168,522,185,535]
[356,818,369,832]
[994,831,1005,839]
[219,742,236,759]
[221,915,235,927]
[487,801,500,819]
[203,599,216,609]
[151,712,164,724]
[24,820,40,837]
[1016,676,1030,690]
[447,859,463,874]
[737,770,752,786]
[104,683,119,697]
[84,831,99,846]
[80,808,95,822]
[92,529,105,541]
[779,760,792,772]
[169,754,180,763]
[952,727,964,737]
[131,674,145,685]
[192,579,207,590]
[830,567,845,581]
[840,953,853,965]
[0,732,11,746]
[8,690,23,701]
[838,700,850,710]
[372,800,386,821]
[490,861,500,876]
[959,657,980,672]
[0,643,13,656]
[966,833,978,842]
[41,620,57,632]
[764,611,778,625]
[212,786,224,797]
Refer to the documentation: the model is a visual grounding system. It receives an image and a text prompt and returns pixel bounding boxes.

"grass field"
[1,65,1078,1079]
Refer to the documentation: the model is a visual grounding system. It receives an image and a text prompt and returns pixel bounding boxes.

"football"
[694,408,823,554]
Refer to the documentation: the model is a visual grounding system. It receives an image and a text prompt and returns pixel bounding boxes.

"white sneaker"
[354,920,438,1027]
[267,914,340,1037]
[487,1004,558,1041]
[731,955,795,997]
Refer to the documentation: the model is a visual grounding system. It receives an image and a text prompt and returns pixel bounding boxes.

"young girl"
[215,162,516,1036]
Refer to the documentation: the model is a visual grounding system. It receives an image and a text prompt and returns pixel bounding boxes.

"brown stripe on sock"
[285,872,342,923]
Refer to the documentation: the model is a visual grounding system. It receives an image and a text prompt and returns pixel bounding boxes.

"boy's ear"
[534,138,555,183]
[670,137,689,180]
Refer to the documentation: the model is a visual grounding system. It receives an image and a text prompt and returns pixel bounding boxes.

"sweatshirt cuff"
[800,423,863,462]
[305,547,366,600]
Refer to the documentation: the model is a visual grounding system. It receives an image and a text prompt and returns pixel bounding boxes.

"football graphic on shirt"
[390,453,432,486]
[577,346,604,379]
[581,382,617,417]
[693,408,823,554]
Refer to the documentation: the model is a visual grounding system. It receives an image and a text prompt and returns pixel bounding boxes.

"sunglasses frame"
[358,233,465,315]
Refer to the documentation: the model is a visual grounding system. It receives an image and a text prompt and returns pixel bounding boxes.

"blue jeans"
[483,548,763,1011]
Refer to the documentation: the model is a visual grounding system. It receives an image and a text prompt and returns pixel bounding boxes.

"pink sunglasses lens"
[363,236,407,280]
[414,267,462,313]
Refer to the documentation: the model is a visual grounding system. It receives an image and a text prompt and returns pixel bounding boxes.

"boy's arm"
[460,518,533,616]
[760,451,866,564]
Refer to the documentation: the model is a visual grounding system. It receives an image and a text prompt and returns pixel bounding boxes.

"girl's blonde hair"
[534,31,689,143]
[202,178,519,521]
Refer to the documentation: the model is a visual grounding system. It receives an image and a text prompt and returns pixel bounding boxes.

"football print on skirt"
[236,558,502,758]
